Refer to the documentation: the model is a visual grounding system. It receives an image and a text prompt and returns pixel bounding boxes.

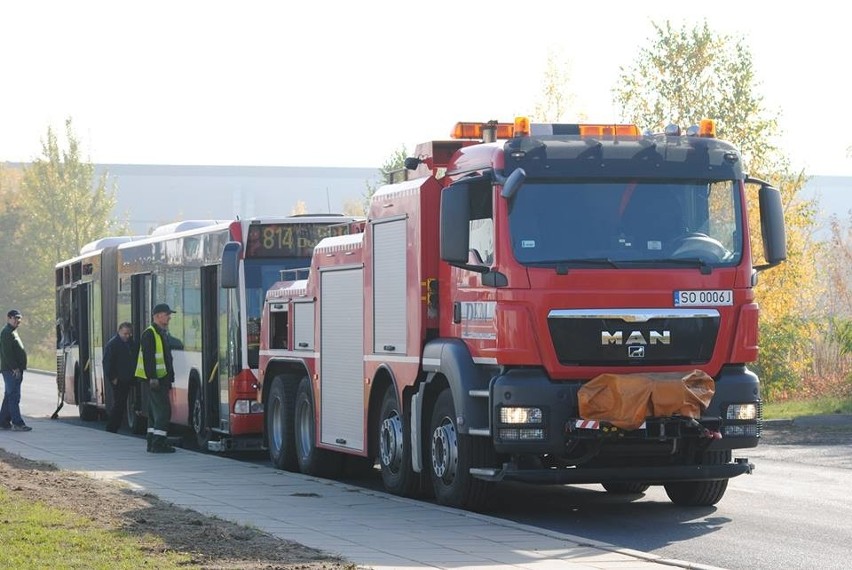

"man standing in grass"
[0,309,31,431]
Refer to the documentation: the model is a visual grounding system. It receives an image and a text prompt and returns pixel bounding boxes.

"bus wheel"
[190,380,212,450]
[664,450,731,506]
[126,384,147,435]
[267,375,298,471]
[377,384,419,496]
[294,377,343,478]
[429,388,493,511]
[76,368,98,422]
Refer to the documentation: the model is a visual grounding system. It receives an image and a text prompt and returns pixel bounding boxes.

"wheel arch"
[261,359,310,445]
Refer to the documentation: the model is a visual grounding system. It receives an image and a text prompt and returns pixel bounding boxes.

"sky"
[2,1,851,176]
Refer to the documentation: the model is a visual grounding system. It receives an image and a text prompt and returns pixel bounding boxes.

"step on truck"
[251,118,786,510]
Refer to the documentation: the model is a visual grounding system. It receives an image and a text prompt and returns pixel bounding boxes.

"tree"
[615,21,820,398]
[361,145,408,214]
[0,164,26,317]
[532,47,581,123]
[14,119,124,365]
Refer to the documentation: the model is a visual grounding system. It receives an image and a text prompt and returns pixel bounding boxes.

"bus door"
[72,283,92,406]
[200,265,221,433]
[128,274,153,429]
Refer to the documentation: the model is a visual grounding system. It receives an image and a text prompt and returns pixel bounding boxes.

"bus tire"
[429,388,493,511]
[267,375,298,472]
[294,376,343,478]
[190,378,213,450]
[377,384,419,496]
[76,367,98,422]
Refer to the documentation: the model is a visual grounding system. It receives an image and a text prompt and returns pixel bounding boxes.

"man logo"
[628,346,645,358]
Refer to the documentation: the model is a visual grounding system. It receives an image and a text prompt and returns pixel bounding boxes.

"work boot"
[150,436,176,454]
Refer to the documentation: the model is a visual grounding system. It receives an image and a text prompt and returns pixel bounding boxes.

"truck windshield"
[507,180,742,267]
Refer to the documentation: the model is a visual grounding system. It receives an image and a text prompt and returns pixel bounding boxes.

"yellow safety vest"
[135,326,167,379]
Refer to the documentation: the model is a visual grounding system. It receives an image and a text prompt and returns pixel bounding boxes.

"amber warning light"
[451,118,640,139]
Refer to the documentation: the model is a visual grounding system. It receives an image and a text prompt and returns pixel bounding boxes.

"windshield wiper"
[527,258,622,274]
[639,257,713,274]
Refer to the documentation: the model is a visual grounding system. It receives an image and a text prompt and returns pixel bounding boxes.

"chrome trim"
[548,308,720,322]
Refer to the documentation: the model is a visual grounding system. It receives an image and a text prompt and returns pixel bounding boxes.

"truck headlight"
[726,403,757,420]
[500,406,543,424]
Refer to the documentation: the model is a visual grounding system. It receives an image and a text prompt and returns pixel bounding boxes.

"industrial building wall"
[93,164,377,234]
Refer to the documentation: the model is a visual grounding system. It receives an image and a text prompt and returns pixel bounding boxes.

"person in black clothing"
[103,322,138,433]
[136,304,177,453]
[1,309,30,431]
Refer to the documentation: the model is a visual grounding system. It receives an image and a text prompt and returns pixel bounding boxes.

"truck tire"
[429,388,494,511]
[664,450,731,506]
[377,384,419,496]
[126,384,147,435]
[267,375,298,472]
[294,376,343,478]
[602,482,650,494]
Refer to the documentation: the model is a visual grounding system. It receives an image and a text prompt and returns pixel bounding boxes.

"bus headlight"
[234,400,264,414]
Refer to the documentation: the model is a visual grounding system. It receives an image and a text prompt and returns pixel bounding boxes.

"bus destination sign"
[245,223,350,258]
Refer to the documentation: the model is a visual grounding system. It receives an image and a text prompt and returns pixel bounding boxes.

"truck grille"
[548,309,719,366]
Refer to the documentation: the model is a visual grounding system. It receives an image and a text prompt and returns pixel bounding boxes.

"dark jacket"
[103,333,138,384]
[139,324,175,385]
[0,323,27,372]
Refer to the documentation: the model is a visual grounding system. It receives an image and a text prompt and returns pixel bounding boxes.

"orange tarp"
[578,370,715,430]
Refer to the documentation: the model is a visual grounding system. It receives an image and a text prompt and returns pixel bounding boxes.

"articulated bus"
[55,215,361,451]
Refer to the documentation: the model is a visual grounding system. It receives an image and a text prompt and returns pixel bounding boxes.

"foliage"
[0,164,25,316]
[615,20,820,396]
[532,47,580,123]
[291,199,307,215]
[9,119,124,363]
[361,144,407,214]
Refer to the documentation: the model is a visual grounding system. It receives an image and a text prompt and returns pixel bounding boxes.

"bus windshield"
[243,258,309,368]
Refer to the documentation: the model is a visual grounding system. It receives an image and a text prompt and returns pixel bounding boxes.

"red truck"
[252,118,786,510]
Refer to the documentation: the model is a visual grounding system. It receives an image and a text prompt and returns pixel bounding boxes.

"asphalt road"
[16,370,852,570]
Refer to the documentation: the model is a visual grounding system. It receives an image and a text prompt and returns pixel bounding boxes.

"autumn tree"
[0,164,26,319]
[15,119,124,365]
[360,145,408,214]
[615,21,820,398]
[532,47,581,123]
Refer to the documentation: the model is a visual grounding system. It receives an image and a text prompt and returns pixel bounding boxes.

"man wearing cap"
[0,310,31,431]
[135,304,177,453]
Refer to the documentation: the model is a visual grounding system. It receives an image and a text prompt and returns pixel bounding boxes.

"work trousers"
[0,370,24,427]
[146,381,172,440]
[105,378,131,432]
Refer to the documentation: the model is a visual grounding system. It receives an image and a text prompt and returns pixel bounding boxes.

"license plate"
[674,290,733,307]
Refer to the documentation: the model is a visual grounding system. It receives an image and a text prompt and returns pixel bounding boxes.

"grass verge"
[0,488,193,570]
[763,396,852,419]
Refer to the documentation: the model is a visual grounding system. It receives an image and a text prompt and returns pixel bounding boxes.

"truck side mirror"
[440,183,471,264]
[757,184,787,270]
[221,241,242,288]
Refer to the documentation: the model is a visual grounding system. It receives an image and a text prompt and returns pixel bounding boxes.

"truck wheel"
[190,379,213,450]
[602,482,650,494]
[664,450,731,506]
[377,384,419,496]
[126,384,147,435]
[429,388,493,511]
[267,375,298,471]
[294,376,343,478]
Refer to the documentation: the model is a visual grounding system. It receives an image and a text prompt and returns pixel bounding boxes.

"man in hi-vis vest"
[136,303,177,453]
